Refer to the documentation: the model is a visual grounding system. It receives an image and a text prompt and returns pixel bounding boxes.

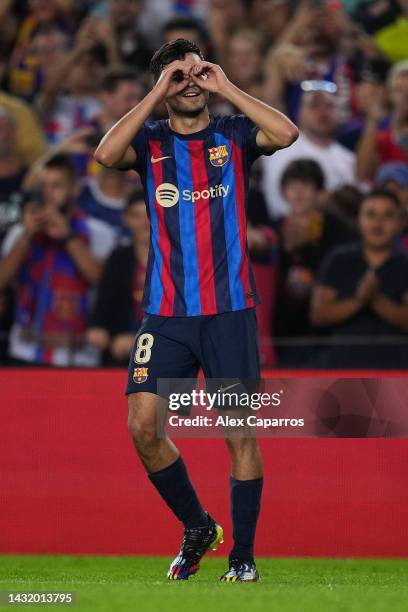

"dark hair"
[150,38,204,82]
[125,188,145,210]
[101,66,141,92]
[329,185,363,228]
[44,153,77,181]
[281,159,325,191]
[362,188,401,210]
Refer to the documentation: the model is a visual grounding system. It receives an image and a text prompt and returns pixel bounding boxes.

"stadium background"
[1,0,408,576]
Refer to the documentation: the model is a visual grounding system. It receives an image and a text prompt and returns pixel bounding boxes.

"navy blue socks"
[148,457,263,558]
[148,456,208,529]
[229,476,263,562]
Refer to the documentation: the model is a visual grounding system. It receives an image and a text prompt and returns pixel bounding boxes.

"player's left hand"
[190,62,229,94]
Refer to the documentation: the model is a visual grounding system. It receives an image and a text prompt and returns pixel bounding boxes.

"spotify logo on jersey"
[155,183,180,207]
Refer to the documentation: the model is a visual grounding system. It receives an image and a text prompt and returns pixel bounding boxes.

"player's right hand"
[153,61,191,99]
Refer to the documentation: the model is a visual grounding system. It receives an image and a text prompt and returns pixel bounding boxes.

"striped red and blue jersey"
[132,114,272,317]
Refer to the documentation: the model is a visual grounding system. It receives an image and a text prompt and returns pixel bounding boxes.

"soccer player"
[95,39,298,582]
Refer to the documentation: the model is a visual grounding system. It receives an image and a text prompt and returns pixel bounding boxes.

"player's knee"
[128,413,157,449]
[127,397,158,451]
[225,436,259,458]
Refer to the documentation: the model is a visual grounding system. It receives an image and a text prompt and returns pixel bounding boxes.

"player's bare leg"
[225,436,263,481]
[128,392,178,472]
[128,392,223,580]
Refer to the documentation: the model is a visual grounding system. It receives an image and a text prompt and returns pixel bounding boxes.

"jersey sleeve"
[131,125,148,175]
[232,114,275,166]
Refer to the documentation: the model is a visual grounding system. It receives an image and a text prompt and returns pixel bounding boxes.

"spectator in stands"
[162,16,210,55]
[78,166,132,238]
[351,0,401,50]
[328,185,364,232]
[263,0,369,123]
[135,1,185,48]
[262,88,357,219]
[375,161,408,251]
[0,89,45,165]
[209,0,247,60]
[357,60,408,182]
[0,108,27,246]
[96,67,145,136]
[0,1,18,84]
[336,57,390,152]
[0,154,115,366]
[8,0,73,101]
[37,25,105,145]
[247,223,279,368]
[249,0,293,43]
[376,161,408,211]
[225,29,266,98]
[0,106,27,365]
[30,25,70,104]
[87,189,149,365]
[85,0,152,71]
[275,159,354,366]
[367,0,408,64]
[69,66,144,178]
[31,67,144,180]
[0,0,406,372]
[310,189,408,368]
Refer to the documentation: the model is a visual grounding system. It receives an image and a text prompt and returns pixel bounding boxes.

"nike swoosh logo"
[151,155,172,164]
[218,383,241,393]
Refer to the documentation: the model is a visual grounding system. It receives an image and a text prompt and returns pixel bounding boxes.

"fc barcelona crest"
[208,145,229,167]
[133,367,149,384]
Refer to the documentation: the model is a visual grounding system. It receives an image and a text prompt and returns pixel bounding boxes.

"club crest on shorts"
[208,145,229,167]
[133,367,149,384]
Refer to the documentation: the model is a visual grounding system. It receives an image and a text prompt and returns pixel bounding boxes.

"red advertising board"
[1,369,407,557]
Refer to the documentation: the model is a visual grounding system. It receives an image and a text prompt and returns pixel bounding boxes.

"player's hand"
[355,269,379,306]
[154,61,192,100]
[22,203,44,237]
[190,61,229,94]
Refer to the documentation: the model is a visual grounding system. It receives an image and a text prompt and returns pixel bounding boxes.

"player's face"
[359,197,401,250]
[165,53,209,117]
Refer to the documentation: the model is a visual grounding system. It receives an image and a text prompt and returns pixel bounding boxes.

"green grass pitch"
[1,555,408,612]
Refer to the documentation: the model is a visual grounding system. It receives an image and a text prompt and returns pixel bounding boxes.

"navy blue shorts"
[126,308,260,396]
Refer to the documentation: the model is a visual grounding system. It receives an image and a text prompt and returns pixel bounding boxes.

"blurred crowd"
[0,0,408,369]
